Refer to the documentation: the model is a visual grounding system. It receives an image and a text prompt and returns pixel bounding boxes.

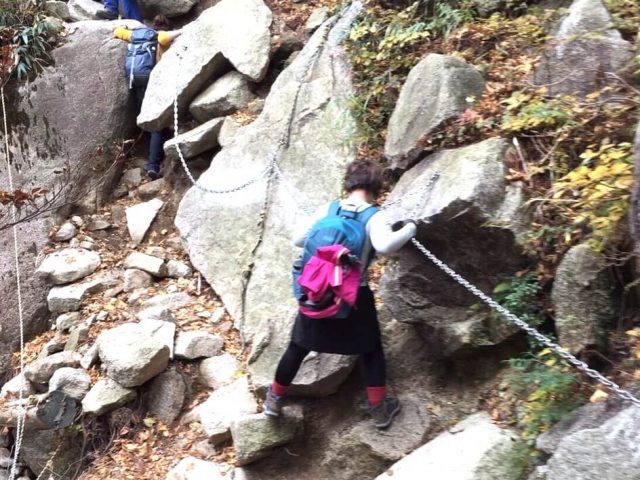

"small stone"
[24,351,82,388]
[210,308,225,324]
[165,235,184,251]
[85,313,98,326]
[218,116,241,148]
[70,216,84,227]
[96,310,109,322]
[145,246,167,260]
[305,7,329,33]
[110,205,127,225]
[167,284,179,293]
[79,241,95,250]
[189,71,255,122]
[138,179,167,201]
[36,248,101,285]
[124,252,168,277]
[49,367,91,400]
[69,238,81,248]
[97,323,170,387]
[82,378,136,415]
[199,353,241,389]
[0,373,37,399]
[165,457,226,480]
[126,198,164,246]
[80,344,99,370]
[142,292,193,310]
[174,331,224,360]
[197,310,211,319]
[123,269,153,292]
[42,333,67,355]
[137,306,175,323]
[56,312,81,333]
[121,168,142,189]
[182,377,257,443]
[64,325,90,352]
[51,222,77,242]
[146,370,186,424]
[231,406,304,466]
[86,216,111,231]
[112,184,128,199]
[166,260,192,278]
[47,276,117,313]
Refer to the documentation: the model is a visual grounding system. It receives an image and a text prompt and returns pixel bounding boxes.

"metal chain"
[1,87,27,480]
[411,237,640,406]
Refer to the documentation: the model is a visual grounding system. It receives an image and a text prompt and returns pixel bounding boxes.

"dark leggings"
[274,340,386,388]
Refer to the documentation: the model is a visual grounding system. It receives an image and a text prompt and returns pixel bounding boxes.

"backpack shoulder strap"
[328,200,341,217]
[356,205,378,226]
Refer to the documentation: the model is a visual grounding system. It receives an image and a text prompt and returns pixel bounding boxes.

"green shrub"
[0,0,54,82]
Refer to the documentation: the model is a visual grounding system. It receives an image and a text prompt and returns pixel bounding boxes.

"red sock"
[367,386,386,407]
[272,380,289,396]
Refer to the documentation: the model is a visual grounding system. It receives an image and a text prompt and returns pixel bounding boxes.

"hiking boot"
[369,396,401,429]
[95,8,118,20]
[263,386,284,417]
[144,165,160,180]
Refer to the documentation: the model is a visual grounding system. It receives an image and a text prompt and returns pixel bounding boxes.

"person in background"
[263,159,418,429]
[96,0,143,21]
[114,15,182,179]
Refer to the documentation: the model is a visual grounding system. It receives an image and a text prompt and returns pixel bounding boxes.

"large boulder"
[175,2,363,396]
[20,429,83,480]
[551,243,615,353]
[182,376,258,443]
[375,412,520,480]
[231,406,304,466]
[546,406,640,480]
[23,351,81,389]
[145,369,186,424]
[163,117,224,162]
[385,54,485,171]
[533,0,634,97]
[82,377,137,415]
[36,248,101,285]
[189,72,255,122]
[138,0,198,18]
[1,21,136,381]
[138,0,272,130]
[97,323,170,387]
[323,394,432,479]
[379,138,529,357]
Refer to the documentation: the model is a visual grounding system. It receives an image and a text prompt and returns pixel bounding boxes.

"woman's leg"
[362,340,386,407]
[264,342,309,417]
[273,341,310,392]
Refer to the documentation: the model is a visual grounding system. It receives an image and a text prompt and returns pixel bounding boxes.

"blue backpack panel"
[124,27,158,89]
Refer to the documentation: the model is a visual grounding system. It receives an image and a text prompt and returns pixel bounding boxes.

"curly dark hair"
[153,14,171,30]
[343,159,383,197]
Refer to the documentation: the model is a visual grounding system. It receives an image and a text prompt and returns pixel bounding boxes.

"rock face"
[533,0,634,97]
[36,248,101,285]
[176,3,363,396]
[97,323,170,387]
[385,54,485,171]
[1,20,136,380]
[231,406,304,466]
[138,0,272,130]
[379,138,528,357]
[138,0,198,17]
[375,412,519,480]
[189,72,255,122]
[164,117,225,161]
[545,406,640,480]
[551,243,614,353]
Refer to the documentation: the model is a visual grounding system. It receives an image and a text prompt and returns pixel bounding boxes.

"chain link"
[410,237,640,406]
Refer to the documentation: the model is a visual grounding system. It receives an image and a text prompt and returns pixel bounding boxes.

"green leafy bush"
[492,272,544,327]
[0,0,54,82]
[506,350,585,441]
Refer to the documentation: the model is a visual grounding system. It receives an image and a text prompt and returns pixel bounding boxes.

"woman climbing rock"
[264,159,418,429]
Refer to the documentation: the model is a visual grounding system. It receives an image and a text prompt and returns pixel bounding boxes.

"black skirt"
[291,286,381,355]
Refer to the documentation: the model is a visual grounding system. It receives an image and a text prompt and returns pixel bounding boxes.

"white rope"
[1,87,27,480]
